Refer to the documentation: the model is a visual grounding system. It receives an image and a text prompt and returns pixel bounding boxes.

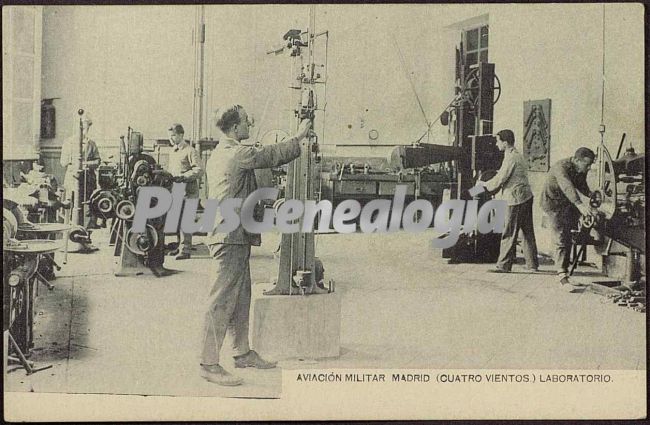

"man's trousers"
[545,207,579,277]
[65,169,98,228]
[201,243,252,365]
[180,232,193,255]
[179,193,199,255]
[496,197,539,271]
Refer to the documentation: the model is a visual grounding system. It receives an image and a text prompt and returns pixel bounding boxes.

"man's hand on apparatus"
[22,195,37,207]
[173,175,187,183]
[295,119,313,140]
[576,202,596,218]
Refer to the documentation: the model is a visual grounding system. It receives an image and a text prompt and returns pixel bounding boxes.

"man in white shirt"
[166,123,203,260]
[480,129,539,273]
[60,114,101,230]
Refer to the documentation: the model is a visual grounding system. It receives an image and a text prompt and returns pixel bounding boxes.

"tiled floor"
[4,228,646,398]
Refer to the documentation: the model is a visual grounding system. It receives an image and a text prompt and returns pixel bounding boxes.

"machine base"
[251,284,341,361]
[442,232,501,263]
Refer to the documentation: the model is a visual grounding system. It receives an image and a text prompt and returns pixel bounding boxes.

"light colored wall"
[40,4,644,253]
[203,4,461,146]
[40,3,645,149]
[42,4,643,148]
[41,6,195,151]
[491,3,644,166]
[487,3,644,251]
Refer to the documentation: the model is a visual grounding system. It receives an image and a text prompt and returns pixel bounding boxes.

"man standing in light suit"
[200,105,312,386]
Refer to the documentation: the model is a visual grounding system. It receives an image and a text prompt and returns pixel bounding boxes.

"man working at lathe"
[540,147,598,292]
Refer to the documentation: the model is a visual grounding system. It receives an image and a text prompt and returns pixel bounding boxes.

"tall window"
[463,25,488,66]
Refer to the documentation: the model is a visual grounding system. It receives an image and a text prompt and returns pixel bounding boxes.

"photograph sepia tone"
[2,2,646,421]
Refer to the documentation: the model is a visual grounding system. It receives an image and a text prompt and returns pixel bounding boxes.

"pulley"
[125,224,158,256]
[135,174,150,187]
[89,189,119,219]
[97,197,115,214]
[69,226,92,244]
[578,214,596,229]
[116,200,136,221]
[131,159,153,188]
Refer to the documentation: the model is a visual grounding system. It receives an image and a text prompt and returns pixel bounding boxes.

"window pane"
[466,28,479,51]
[479,50,488,63]
[466,52,477,66]
[480,25,489,48]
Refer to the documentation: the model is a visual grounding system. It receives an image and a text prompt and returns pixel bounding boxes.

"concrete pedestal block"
[251,284,341,360]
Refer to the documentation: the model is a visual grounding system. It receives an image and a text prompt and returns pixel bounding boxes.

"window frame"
[462,24,489,67]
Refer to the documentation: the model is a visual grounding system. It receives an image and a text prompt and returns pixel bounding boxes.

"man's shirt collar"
[173,141,189,152]
[220,137,240,147]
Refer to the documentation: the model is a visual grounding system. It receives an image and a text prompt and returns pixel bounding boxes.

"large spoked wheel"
[598,147,617,220]
[464,68,502,108]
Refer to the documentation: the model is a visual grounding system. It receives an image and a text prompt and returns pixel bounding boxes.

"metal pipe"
[75,109,85,226]
[192,5,205,145]
[615,133,626,159]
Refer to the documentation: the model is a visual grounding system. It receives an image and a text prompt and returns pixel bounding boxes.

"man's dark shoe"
[151,266,173,278]
[234,350,277,369]
[559,276,583,292]
[200,364,243,386]
[175,252,191,260]
[80,244,99,253]
[488,268,510,273]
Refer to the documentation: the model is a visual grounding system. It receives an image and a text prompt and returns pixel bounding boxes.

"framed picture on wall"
[523,99,551,172]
